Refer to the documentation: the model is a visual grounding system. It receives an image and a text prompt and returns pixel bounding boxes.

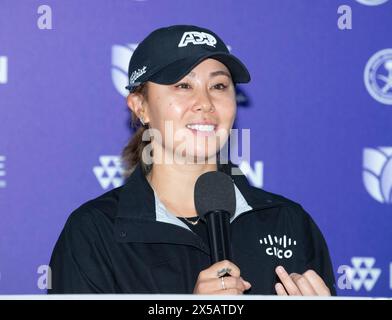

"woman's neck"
[146,162,218,218]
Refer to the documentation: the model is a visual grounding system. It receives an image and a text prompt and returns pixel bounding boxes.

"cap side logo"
[178,31,217,48]
[129,66,147,85]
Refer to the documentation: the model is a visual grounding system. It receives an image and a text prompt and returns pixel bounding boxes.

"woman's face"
[136,58,236,164]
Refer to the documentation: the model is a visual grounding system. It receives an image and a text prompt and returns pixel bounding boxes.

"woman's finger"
[201,260,241,279]
[290,273,317,296]
[195,276,247,294]
[210,288,243,295]
[275,266,301,295]
[275,282,288,296]
[302,269,331,296]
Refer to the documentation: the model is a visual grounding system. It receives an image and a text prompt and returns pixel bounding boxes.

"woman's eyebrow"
[209,70,232,79]
[186,70,232,79]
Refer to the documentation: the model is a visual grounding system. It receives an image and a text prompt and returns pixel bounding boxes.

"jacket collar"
[153,183,253,233]
[116,161,282,219]
[114,161,284,253]
[116,162,156,221]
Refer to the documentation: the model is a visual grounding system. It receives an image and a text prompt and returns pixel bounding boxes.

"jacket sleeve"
[47,205,117,294]
[299,206,337,296]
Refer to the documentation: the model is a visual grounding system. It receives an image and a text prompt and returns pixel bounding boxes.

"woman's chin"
[175,149,218,165]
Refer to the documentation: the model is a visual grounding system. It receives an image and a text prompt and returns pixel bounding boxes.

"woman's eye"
[175,83,191,89]
[213,83,228,90]
[174,83,228,90]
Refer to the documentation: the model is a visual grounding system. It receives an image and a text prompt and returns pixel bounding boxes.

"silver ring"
[217,267,232,278]
[221,276,226,290]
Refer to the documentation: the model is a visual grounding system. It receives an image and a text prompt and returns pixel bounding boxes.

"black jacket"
[48,162,336,295]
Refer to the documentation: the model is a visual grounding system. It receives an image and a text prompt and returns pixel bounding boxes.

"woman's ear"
[127,93,150,123]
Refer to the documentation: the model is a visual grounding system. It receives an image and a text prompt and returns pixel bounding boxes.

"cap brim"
[148,52,251,85]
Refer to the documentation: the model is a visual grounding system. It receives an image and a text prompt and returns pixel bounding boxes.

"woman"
[48,25,336,295]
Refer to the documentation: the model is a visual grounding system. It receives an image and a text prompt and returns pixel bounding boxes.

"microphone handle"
[205,210,232,264]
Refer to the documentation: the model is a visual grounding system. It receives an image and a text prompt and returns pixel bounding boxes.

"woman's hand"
[193,260,252,295]
[275,266,331,296]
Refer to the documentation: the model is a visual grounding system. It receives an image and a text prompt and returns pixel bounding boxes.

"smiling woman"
[48,25,336,296]
[127,59,236,170]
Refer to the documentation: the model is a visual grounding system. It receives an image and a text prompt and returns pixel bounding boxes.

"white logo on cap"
[129,65,147,84]
[178,31,217,48]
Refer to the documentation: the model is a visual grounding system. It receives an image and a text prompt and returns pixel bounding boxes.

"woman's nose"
[194,103,215,113]
[192,90,215,113]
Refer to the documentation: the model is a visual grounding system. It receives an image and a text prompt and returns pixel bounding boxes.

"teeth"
[186,124,216,132]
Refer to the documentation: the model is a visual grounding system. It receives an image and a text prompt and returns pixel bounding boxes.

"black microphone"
[194,171,236,264]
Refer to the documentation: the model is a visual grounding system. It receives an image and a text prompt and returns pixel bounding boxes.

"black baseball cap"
[125,24,251,92]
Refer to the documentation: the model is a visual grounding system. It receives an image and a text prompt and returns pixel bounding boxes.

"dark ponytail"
[121,83,152,178]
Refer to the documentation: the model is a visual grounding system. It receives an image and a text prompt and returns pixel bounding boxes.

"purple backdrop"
[0,0,391,296]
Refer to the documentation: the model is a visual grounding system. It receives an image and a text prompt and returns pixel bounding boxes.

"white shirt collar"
[153,183,253,231]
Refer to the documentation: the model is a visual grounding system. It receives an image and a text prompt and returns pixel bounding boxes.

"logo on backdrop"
[259,234,297,259]
[0,56,8,84]
[93,156,124,190]
[345,257,381,291]
[111,44,138,97]
[355,0,389,5]
[363,147,392,204]
[237,160,264,188]
[0,155,6,189]
[364,49,392,105]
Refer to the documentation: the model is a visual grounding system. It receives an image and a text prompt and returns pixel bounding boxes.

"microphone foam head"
[194,171,236,220]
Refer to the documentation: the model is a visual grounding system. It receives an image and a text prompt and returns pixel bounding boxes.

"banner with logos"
[0,0,391,296]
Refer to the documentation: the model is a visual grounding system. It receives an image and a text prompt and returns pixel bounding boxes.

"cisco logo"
[259,234,296,259]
